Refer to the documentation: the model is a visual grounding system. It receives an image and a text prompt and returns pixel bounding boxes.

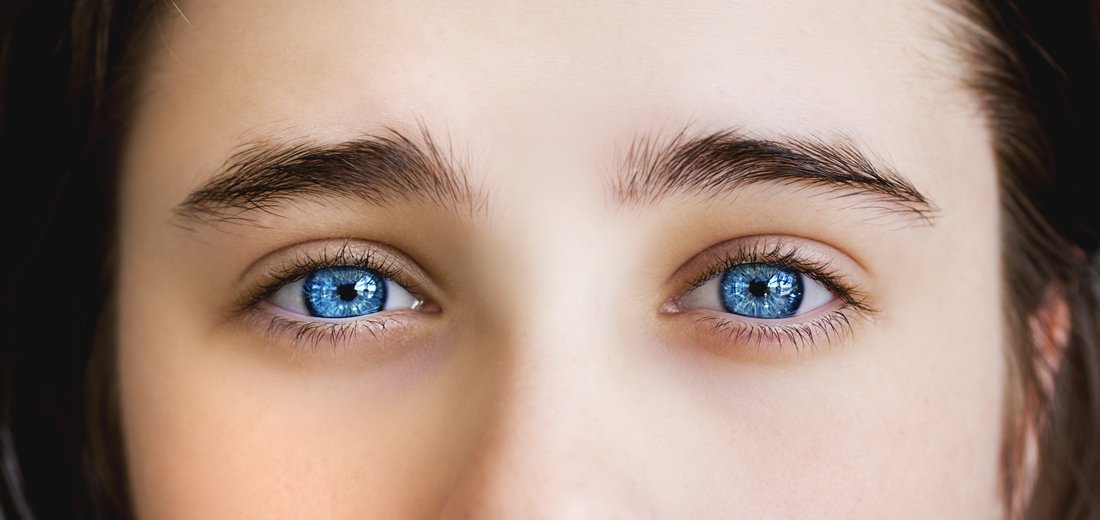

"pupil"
[748,280,768,298]
[336,284,358,301]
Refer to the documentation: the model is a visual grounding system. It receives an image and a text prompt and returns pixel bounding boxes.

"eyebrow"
[173,127,482,226]
[176,127,935,228]
[613,129,937,224]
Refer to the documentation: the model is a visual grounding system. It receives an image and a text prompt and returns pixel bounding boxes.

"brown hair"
[1,0,1098,518]
[947,0,1100,516]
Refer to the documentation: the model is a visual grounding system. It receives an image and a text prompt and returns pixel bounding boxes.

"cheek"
[664,316,1005,518]
[115,219,1008,520]
[674,232,1007,514]
[115,253,489,518]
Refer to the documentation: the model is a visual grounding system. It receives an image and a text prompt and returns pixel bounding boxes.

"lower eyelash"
[256,310,412,352]
[666,236,880,352]
[692,307,861,352]
[229,240,440,352]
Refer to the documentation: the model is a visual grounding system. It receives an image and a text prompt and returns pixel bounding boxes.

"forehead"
[129,0,979,204]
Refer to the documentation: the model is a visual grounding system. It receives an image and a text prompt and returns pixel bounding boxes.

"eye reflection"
[683,262,836,319]
[720,263,804,318]
[270,266,420,318]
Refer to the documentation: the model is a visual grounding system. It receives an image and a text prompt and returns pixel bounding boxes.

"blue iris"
[720,263,804,319]
[302,266,386,318]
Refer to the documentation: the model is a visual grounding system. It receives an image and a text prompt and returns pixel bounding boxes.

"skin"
[117,0,1007,518]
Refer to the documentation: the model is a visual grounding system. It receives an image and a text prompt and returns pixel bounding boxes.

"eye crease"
[663,236,878,350]
[230,239,449,349]
[243,237,870,351]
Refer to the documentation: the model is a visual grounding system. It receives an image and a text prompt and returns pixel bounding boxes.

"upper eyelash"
[236,240,422,314]
[239,238,873,352]
[680,240,876,315]
[671,239,879,350]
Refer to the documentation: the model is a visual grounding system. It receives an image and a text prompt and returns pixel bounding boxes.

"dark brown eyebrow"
[613,129,937,224]
[173,126,483,227]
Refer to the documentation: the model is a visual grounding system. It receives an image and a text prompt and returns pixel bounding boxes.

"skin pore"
[117,0,1006,518]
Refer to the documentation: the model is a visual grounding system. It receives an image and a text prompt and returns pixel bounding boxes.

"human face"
[117,0,1005,517]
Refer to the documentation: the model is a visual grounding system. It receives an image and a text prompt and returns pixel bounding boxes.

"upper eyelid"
[666,235,831,287]
[239,236,870,317]
[234,239,438,313]
[665,235,875,310]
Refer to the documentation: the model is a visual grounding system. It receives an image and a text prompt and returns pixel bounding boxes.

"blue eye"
[720,263,803,319]
[269,266,420,318]
[303,266,386,318]
[681,262,835,319]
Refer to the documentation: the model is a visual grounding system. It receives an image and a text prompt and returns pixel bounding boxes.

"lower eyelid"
[663,236,874,342]
[246,304,424,352]
[676,306,860,354]
[239,271,439,354]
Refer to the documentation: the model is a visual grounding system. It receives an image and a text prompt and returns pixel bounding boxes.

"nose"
[435,183,663,518]
[438,332,655,519]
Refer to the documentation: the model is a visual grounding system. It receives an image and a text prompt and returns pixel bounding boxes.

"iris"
[719,263,804,319]
[302,266,386,318]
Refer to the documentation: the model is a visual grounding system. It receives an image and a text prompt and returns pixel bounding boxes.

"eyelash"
[671,240,876,351]
[239,239,875,353]
[237,242,428,350]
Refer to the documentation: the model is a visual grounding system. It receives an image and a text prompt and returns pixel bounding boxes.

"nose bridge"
[439,328,652,519]
[440,251,655,518]
[437,160,657,517]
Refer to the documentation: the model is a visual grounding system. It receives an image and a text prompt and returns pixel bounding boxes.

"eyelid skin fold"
[230,235,875,357]
[232,239,441,352]
[236,239,439,312]
[663,235,878,354]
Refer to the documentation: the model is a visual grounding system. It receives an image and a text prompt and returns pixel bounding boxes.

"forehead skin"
[117,1,1004,518]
